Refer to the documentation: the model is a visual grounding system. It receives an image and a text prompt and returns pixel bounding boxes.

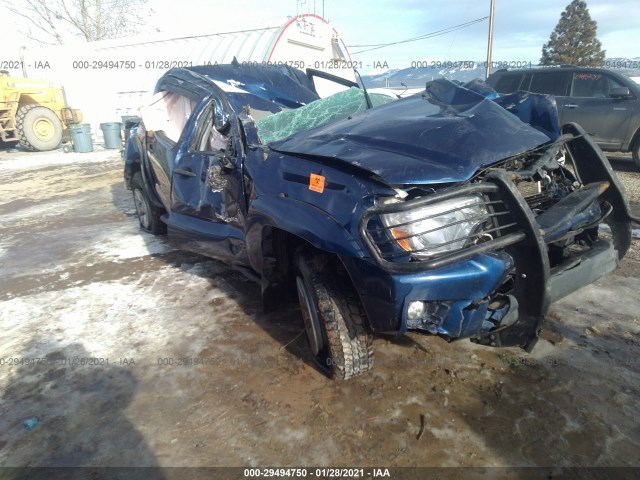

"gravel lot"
[0,146,639,478]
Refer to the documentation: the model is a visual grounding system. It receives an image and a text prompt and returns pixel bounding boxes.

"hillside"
[361,57,640,88]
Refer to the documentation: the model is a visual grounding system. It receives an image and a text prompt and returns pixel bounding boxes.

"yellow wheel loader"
[0,71,82,151]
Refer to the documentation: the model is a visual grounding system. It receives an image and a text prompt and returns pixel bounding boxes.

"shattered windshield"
[254,87,394,144]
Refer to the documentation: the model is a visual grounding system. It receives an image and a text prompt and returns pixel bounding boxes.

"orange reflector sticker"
[309,174,325,193]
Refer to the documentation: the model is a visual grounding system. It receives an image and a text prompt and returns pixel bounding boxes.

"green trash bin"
[70,124,93,153]
[100,122,122,149]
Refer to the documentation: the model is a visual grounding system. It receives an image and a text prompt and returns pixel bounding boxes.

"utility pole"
[485,0,496,79]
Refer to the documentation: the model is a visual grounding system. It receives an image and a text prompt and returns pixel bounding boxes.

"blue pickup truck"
[124,62,632,379]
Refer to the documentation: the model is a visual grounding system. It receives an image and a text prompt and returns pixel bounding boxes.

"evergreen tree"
[540,0,606,66]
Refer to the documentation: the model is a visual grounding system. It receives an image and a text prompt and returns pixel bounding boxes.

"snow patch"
[0,149,119,172]
[83,228,174,262]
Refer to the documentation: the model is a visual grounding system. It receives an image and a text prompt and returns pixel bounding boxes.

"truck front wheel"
[294,248,374,379]
[16,105,63,151]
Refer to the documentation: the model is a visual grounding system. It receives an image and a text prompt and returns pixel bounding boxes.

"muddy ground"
[0,146,638,477]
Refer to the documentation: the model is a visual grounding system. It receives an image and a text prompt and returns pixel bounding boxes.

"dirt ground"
[0,146,639,476]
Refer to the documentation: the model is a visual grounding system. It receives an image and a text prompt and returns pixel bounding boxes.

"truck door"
[169,99,247,261]
[141,90,196,212]
[145,131,176,211]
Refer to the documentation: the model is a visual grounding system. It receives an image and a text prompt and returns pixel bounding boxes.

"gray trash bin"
[100,122,122,149]
[70,124,93,153]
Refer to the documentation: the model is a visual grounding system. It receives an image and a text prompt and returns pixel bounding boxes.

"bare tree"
[5,0,152,45]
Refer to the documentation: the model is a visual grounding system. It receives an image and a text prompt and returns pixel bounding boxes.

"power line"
[348,17,488,48]
[348,16,488,54]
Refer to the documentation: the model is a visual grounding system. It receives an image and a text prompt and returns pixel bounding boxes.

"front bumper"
[344,234,619,349]
[341,251,516,338]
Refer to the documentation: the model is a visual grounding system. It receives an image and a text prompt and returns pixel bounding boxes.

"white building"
[17,14,355,130]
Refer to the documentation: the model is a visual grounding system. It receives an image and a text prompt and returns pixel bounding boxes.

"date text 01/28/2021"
[243,468,391,478]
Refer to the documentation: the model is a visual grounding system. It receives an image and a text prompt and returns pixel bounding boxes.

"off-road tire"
[16,105,63,151]
[632,137,640,170]
[132,172,166,235]
[294,248,374,379]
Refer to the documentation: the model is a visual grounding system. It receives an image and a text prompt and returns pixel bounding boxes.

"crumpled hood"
[269,81,554,185]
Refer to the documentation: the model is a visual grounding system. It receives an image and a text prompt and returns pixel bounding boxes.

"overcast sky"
[2,0,638,73]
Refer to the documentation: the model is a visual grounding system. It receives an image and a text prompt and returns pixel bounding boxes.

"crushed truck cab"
[124,62,632,379]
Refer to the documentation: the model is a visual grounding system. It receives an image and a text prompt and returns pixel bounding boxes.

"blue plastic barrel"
[100,122,122,149]
[70,124,93,153]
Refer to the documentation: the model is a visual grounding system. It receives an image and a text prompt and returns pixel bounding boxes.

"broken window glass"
[254,87,394,144]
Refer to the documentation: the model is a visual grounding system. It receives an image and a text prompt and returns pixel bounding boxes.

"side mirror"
[610,87,631,99]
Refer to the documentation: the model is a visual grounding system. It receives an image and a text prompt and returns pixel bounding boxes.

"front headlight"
[380,195,489,259]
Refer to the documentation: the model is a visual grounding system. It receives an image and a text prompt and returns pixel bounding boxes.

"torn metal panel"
[536,181,607,242]
[269,79,553,185]
[494,90,561,140]
[186,64,320,110]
